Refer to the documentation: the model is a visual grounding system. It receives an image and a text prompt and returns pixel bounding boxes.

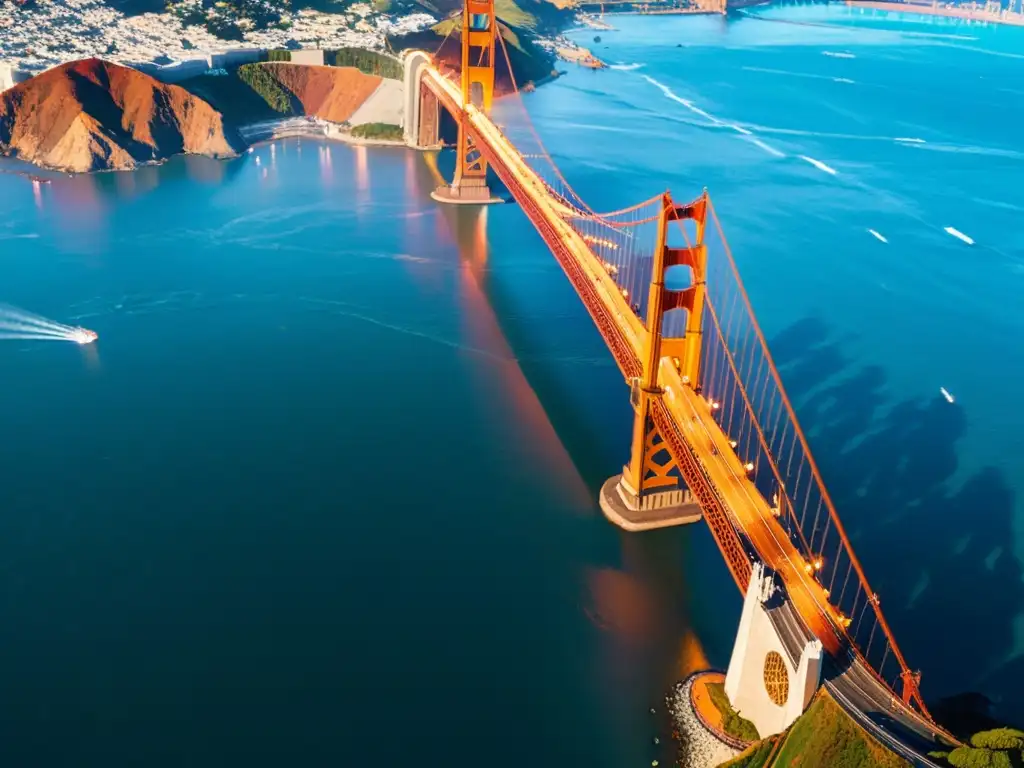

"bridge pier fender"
[724,562,824,739]
[430,180,503,205]
[599,473,702,531]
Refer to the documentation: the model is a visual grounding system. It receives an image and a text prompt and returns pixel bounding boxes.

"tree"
[970,729,1024,751]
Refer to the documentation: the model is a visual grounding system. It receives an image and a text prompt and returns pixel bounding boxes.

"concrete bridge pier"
[724,562,823,739]
[402,51,442,150]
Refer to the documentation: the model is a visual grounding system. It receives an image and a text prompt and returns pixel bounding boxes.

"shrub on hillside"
[946,746,1014,768]
[350,122,403,140]
[237,63,294,114]
[267,49,292,62]
[327,48,402,79]
[970,729,1024,751]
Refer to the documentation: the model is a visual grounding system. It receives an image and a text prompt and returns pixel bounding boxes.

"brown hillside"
[0,58,243,173]
[261,63,382,122]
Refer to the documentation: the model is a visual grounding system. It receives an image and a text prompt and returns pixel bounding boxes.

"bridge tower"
[431,0,502,204]
[599,192,709,531]
[724,562,824,737]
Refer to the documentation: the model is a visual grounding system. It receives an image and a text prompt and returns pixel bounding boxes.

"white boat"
[940,387,954,404]
[71,328,98,345]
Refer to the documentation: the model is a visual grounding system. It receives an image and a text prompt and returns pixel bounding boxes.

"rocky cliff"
[0,58,244,173]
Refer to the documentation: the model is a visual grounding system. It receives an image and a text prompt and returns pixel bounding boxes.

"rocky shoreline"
[667,675,741,768]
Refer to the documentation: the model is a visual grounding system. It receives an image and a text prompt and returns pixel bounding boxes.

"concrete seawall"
[238,117,404,147]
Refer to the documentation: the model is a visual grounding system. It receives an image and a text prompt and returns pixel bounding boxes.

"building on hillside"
[290,49,325,66]
[0,60,35,91]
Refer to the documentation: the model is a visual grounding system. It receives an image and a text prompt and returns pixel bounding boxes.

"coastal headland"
[0,55,416,173]
[0,58,243,173]
[0,0,575,174]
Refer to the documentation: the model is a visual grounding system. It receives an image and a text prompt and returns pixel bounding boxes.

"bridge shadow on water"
[770,317,1024,730]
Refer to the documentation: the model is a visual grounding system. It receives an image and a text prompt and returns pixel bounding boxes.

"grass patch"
[350,122,403,140]
[771,692,910,768]
[718,737,779,768]
[707,682,760,743]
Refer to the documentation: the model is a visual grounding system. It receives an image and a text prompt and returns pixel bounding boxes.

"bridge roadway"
[421,65,950,759]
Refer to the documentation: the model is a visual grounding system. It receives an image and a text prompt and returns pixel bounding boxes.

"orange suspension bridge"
[403,0,959,758]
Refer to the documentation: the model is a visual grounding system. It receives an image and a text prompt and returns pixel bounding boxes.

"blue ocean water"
[0,3,1021,762]
[0,146,727,765]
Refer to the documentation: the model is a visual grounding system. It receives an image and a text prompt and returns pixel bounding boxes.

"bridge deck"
[420,65,949,753]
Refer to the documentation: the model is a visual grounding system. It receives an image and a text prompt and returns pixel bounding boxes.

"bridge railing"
[688,199,926,712]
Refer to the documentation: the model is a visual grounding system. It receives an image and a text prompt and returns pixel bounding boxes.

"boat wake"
[743,66,856,85]
[748,138,785,157]
[798,155,838,175]
[0,303,97,344]
[641,74,781,153]
[944,226,974,245]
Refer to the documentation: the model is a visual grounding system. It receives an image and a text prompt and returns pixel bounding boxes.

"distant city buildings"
[0,0,435,86]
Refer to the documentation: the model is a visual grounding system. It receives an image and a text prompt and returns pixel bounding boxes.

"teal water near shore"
[0,3,1022,763]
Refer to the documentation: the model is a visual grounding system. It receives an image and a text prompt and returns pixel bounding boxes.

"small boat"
[940,387,954,404]
[71,327,98,345]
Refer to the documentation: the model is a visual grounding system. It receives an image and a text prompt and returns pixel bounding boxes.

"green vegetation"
[971,729,1024,751]
[767,693,910,768]
[718,737,779,768]
[236,63,295,115]
[713,698,1024,768]
[267,49,292,62]
[372,0,391,10]
[946,748,1013,768]
[926,728,1024,768]
[179,68,284,124]
[707,682,760,743]
[350,122,403,140]
[327,48,403,79]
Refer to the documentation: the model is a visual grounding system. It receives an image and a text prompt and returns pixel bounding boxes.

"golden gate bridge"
[401,0,960,758]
